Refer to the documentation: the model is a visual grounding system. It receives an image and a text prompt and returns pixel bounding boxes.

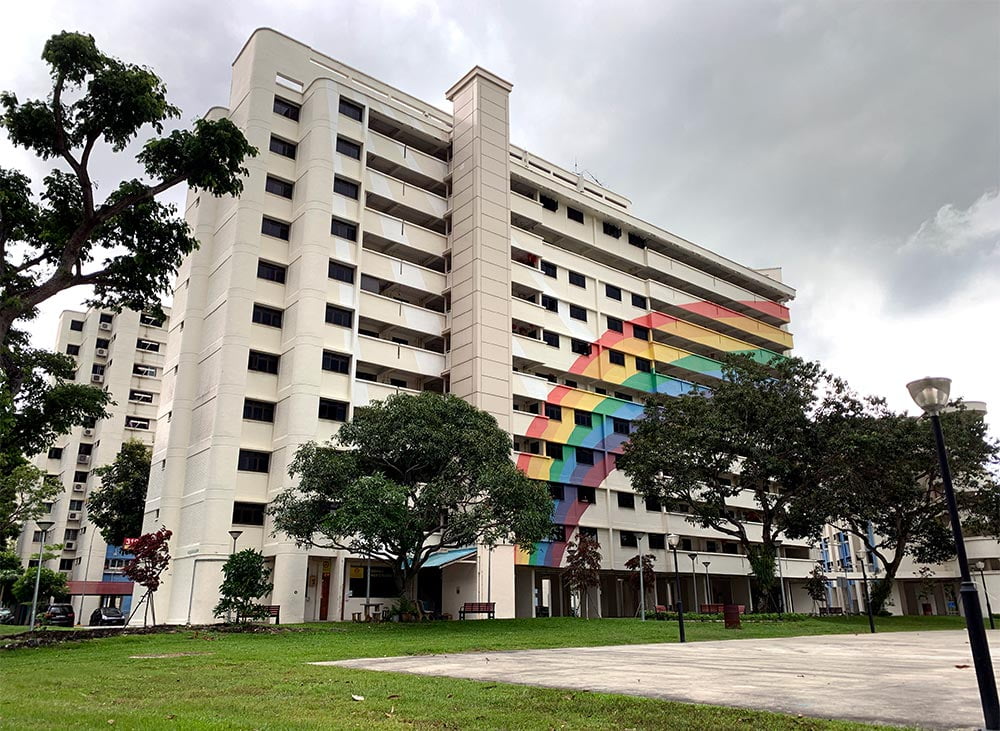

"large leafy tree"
[12,565,69,605]
[618,355,839,611]
[0,464,61,549]
[271,392,553,599]
[89,440,150,547]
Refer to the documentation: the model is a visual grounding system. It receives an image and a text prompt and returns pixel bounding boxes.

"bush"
[644,610,809,622]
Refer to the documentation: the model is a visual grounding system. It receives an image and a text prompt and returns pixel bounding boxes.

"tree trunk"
[869,552,904,614]
[747,544,778,612]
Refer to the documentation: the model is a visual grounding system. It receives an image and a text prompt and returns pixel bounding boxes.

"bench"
[654,605,668,613]
[459,602,495,620]
[819,606,844,616]
[238,605,280,624]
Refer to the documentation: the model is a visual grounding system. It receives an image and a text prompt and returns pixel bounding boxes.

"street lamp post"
[977,561,995,631]
[688,552,699,612]
[774,539,785,619]
[908,376,1000,730]
[227,531,242,623]
[857,552,876,634]
[702,561,712,606]
[29,520,55,631]
[637,533,646,621]
[667,534,686,643]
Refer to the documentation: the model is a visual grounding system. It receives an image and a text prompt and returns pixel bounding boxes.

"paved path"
[317,630,996,729]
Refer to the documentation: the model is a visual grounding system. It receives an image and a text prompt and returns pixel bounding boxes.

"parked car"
[0,607,13,625]
[43,603,75,627]
[89,606,125,627]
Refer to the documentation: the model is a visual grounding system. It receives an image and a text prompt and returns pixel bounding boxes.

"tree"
[625,552,656,615]
[271,392,553,599]
[0,550,21,606]
[123,527,171,626]
[213,549,273,622]
[562,533,602,619]
[804,563,829,614]
[618,355,838,611]
[89,440,150,547]
[0,464,61,549]
[12,566,68,605]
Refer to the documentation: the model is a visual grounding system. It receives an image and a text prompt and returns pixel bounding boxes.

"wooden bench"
[459,602,495,620]
[238,605,280,624]
[654,605,668,613]
[819,606,844,616]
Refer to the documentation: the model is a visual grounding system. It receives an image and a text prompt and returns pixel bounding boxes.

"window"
[548,524,567,543]
[568,271,586,288]
[257,260,286,283]
[269,135,297,159]
[612,417,630,435]
[69,319,84,332]
[389,378,407,388]
[69,500,84,511]
[535,330,557,349]
[322,350,351,374]
[649,534,666,550]
[571,339,591,356]
[645,495,662,512]
[237,449,270,473]
[569,304,587,321]
[576,447,595,465]
[248,350,280,374]
[545,442,563,460]
[252,304,283,328]
[57,559,73,572]
[617,492,635,509]
[74,471,89,483]
[318,398,348,421]
[78,443,93,456]
[331,217,358,241]
[628,232,646,248]
[355,371,377,382]
[99,313,113,324]
[129,390,154,403]
[541,295,558,312]
[125,417,150,430]
[574,410,592,428]
[140,312,164,327]
[334,176,360,200]
[605,283,622,301]
[608,350,625,366]
[272,96,300,120]
[91,364,106,377]
[66,344,80,355]
[632,324,650,341]
[47,447,63,459]
[564,378,577,388]
[607,316,623,333]
[567,206,584,223]
[579,526,598,540]
[539,193,558,211]
[261,217,290,240]
[577,486,596,503]
[232,501,266,526]
[540,260,557,278]
[603,221,622,238]
[615,391,633,402]
[631,293,647,309]
[548,483,564,501]
[339,97,364,121]
[243,399,275,422]
[544,403,562,421]
[328,260,355,283]
[635,357,652,373]
[64,529,79,542]
[620,531,638,548]
[265,176,294,199]
[348,565,396,598]
[95,338,110,349]
[325,305,353,328]
[136,339,160,352]
[336,136,361,159]
[132,364,157,377]
[706,540,719,553]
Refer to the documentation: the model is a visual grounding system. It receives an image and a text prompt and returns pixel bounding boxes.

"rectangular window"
[125,416,150,430]
[649,534,666,550]
[632,324,650,341]
[70,319,84,331]
[567,206,584,223]
[355,371,377,382]
[389,378,407,388]
[631,293,648,309]
[579,526,598,540]
[628,232,646,249]
[615,391,633,402]
[548,524,567,543]
[95,338,110,349]
[339,97,364,121]
[545,442,563,460]
[617,492,635,509]
[262,217,290,240]
[620,531,638,548]
[564,378,577,388]
[328,260,355,283]
[269,135,297,159]
[272,96,300,121]
[539,194,558,212]
[78,443,93,456]
[64,529,79,542]
[318,398,348,422]
[569,305,587,322]
[568,271,586,288]
[608,350,625,366]
[128,390,154,403]
[74,471,89,483]
[66,344,80,355]
[331,217,358,241]
[252,304,283,328]
[348,565,396,598]
[68,500,84,511]
[47,447,63,459]
[248,350,280,374]
[540,260,557,278]
[541,295,558,312]
[548,483,564,501]
[232,501,266,526]
[99,313,113,324]
[265,176,294,199]
[237,449,270,473]
[542,330,560,348]
[576,447,595,465]
[603,221,622,238]
[635,357,652,373]
[321,350,351,374]
[544,404,562,421]
[135,339,160,352]
[577,486,596,503]
[336,136,361,159]
[139,313,164,327]
[132,364,157,377]
[257,260,286,283]
[243,399,275,422]
[607,316,623,333]
[571,339,591,356]
[605,284,622,301]
[612,417,630,435]
[574,410,592,428]
[646,495,662,512]
[325,305,353,328]
[92,363,105,376]
[333,176,360,200]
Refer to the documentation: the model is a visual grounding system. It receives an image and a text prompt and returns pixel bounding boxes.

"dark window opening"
[328,260,355,283]
[265,176,294,199]
[577,486,596,503]
[569,305,587,321]
[232,501,266,526]
[262,217,290,240]
[568,271,586,288]
[237,449,271,473]
[70,320,84,331]
[257,260,286,283]
[609,350,625,366]
[632,324,650,341]
[576,447,595,465]
[331,217,358,241]
[318,398,349,422]
[645,495,662,512]
[325,305,353,328]
[542,330,560,348]
[571,339,591,356]
[607,316,624,333]
[540,260,557,277]
[322,350,351,374]
[603,221,622,238]
[574,410,592,428]
[649,534,666,550]
[631,293,647,309]
[548,483,564,501]
[243,399,275,422]
[612,417,630,435]
[269,136,297,159]
[336,136,361,159]
[605,284,622,300]
[544,403,562,421]
[248,350,280,374]
[541,295,559,312]
[66,344,80,356]
[620,531,638,548]
[334,176,360,200]
[628,232,647,248]
[635,357,652,373]
[617,492,635,509]
[339,98,364,121]
[252,304,283,328]
[273,96,300,121]
[567,206,584,223]
[545,442,563,460]
[539,194,558,211]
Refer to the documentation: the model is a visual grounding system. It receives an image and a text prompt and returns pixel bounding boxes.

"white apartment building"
[16,306,170,620]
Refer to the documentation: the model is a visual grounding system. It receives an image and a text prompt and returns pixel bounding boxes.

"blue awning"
[422,547,476,569]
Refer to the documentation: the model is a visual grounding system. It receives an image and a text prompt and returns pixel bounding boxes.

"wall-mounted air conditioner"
[82,428,95,437]
[91,374,104,383]
[95,348,108,357]
[99,322,112,331]
[77,455,91,465]
[64,541,76,550]
[67,512,80,521]
[72,483,85,492]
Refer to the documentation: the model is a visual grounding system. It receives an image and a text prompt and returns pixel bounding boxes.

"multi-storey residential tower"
[16,306,170,621]
[142,28,813,625]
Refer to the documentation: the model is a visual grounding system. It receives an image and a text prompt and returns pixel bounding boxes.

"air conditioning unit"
[82,428,95,437]
[67,511,81,521]
[77,455,91,465]
[72,483,85,492]
[95,348,108,357]
[64,541,76,551]
[99,322,112,331]
[91,374,104,383]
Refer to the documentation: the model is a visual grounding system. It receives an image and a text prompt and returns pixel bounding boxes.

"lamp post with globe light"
[667,534,686,642]
[907,376,999,730]
[29,519,55,631]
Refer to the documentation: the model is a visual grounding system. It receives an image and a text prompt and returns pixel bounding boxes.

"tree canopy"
[89,440,151,547]
[213,549,274,622]
[271,392,553,598]
[0,463,61,550]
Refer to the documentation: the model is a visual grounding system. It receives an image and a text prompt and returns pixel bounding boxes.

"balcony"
[361,248,447,294]
[362,209,447,259]
[359,290,445,338]
[356,335,446,379]
[365,169,447,230]
[366,130,448,194]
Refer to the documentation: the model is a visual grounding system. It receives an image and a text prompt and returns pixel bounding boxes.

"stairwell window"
[328,260,355,284]
[334,176,360,200]
[269,135,297,159]
[248,350,280,374]
[325,305,353,328]
[336,136,361,159]
[252,304,283,328]
[257,260,286,283]
[331,217,358,241]
[237,449,271,473]
[567,206,584,223]
[339,97,364,121]
[243,399,275,423]
[232,502,266,526]
[321,350,351,374]
[265,176,294,199]
[318,398,349,422]
[261,217,290,240]
[272,96,300,121]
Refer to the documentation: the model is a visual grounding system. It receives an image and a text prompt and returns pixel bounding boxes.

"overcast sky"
[2,0,998,432]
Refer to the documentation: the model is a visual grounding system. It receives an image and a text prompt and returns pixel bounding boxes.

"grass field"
[0,615,963,729]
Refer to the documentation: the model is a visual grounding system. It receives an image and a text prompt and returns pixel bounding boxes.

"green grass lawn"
[0,615,963,730]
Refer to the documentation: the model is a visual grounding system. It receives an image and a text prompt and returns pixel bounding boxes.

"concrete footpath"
[317,630,996,729]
